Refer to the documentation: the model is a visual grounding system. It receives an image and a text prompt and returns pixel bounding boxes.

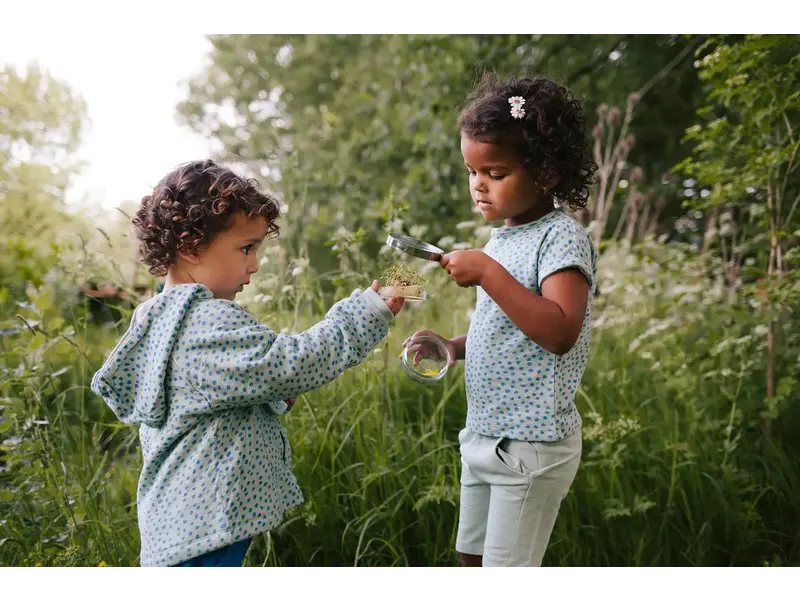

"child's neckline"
[161,281,211,295]
[491,210,560,239]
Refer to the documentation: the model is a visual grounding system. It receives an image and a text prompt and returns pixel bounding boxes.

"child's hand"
[402,330,457,367]
[440,250,495,288]
[286,398,296,411]
[372,280,404,315]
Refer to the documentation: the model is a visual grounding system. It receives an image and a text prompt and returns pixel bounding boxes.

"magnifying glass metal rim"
[386,234,444,262]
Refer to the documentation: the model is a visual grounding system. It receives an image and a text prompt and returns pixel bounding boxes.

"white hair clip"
[509,96,526,119]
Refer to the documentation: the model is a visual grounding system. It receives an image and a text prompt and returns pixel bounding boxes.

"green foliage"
[677,35,800,428]
[177,35,704,274]
[2,239,798,566]
[1,35,798,567]
[679,35,800,225]
[1,64,88,241]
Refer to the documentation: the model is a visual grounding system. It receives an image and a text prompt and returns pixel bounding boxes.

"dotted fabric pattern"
[91,283,392,566]
[464,211,597,442]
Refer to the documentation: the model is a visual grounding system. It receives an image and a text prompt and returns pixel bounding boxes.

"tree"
[0,63,87,239]
[0,64,89,313]
[178,35,704,275]
[678,35,800,433]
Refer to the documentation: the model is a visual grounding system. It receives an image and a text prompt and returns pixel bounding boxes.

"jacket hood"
[90,284,212,427]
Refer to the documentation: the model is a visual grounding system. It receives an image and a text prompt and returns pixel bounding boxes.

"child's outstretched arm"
[183,281,403,411]
[440,221,594,356]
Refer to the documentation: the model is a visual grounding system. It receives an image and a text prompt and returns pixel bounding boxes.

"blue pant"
[175,539,252,567]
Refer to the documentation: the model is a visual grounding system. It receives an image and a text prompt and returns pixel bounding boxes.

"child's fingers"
[371,279,380,292]
[387,297,404,314]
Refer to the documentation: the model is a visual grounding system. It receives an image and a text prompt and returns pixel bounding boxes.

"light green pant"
[456,427,581,566]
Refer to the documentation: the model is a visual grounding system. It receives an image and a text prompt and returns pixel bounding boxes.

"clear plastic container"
[379,286,429,302]
[402,335,450,383]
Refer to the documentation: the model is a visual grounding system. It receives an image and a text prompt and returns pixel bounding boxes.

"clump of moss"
[382,263,427,288]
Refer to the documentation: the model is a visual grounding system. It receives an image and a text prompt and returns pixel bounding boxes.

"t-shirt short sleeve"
[537,218,596,290]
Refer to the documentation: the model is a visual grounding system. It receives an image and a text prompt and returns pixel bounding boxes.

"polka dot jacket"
[465,210,597,442]
[90,283,393,566]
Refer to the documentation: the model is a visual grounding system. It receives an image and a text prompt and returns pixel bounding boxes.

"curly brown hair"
[132,160,280,277]
[458,73,597,211]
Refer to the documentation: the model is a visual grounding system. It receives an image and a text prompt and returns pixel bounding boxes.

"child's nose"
[472,176,488,192]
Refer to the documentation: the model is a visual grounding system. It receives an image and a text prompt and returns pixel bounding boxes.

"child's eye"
[467,170,476,177]
[489,173,506,181]
[242,244,254,255]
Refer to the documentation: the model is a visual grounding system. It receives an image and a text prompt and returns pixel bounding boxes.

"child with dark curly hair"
[405,74,598,567]
[91,160,404,566]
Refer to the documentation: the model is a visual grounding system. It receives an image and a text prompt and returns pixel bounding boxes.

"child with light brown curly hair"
[91,160,403,566]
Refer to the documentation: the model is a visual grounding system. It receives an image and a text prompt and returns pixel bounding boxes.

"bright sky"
[1,30,214,212]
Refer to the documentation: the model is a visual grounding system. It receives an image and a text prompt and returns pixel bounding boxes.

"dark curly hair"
[458,73,597,211]
[132,160,280,277]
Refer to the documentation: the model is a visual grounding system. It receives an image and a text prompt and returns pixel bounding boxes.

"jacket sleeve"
[181,287,393,411]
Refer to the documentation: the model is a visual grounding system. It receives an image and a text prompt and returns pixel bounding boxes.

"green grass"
[1,247,798,566]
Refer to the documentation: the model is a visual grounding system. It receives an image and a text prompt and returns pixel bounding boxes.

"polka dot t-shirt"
[91,283,393,566]
[464,210,597,442]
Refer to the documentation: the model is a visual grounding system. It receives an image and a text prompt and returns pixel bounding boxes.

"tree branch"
[637,36,704,99]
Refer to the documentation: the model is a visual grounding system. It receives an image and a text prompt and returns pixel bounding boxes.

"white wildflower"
[409,224,429,239]
[386,218,404,233]
[711,338,733,356]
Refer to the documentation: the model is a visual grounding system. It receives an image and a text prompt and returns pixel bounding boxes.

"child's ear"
[526,164,560,193]
[541,174,561,192]
[177,249,202,265]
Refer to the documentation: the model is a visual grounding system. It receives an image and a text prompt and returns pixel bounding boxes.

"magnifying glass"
[385,234,444,262]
